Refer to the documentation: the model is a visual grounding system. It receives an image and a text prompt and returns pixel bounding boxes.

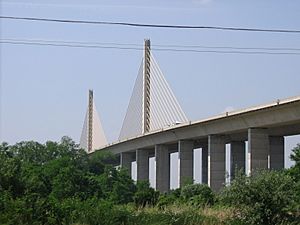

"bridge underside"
[100,98,300,192]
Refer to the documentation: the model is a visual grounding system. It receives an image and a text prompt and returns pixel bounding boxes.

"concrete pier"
[269,136,284,170]
[230,141,245,179]
[178,140,194,187]
[155,145,170,193]
[201,146,208,184]
[248,128,269,173]
[120,152,135,177]
[108,97,300,193]
[136,149,150,181]
[208,135,226,191]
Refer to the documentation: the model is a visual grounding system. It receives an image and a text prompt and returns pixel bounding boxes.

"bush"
[220,170,298,225]
[181,184,215,207]
[134,181,159,207]
[157,194,177,209]
[170,187,181,198]
[288,143,300,183]
[157,188,183,208]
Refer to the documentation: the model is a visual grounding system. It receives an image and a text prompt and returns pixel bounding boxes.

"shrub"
[220,170,298,225]
[288,144,300,194]
[181,184,215,207]
[134,181,159,207]
[170,188,181,198]
[157,194,177,209]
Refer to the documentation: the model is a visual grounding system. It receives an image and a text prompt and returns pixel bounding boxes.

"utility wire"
[1,15,300,33]
[1,38,142,47]
[153,44,300,52]
[2,38,300,52]
[1,40,300,56]
[0,40,142,51]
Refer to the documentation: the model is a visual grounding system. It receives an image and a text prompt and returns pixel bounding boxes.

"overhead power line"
[1,15,300,33]
[2,38,300,52]
[153,44,300,52]
[1,39,300,56]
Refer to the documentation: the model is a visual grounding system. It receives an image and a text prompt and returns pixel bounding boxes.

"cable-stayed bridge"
[80,39,300,192]
[119,40,188,140]
[80,39,188,152]
[80,90,107,152]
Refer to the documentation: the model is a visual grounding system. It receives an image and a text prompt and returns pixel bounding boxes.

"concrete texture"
[99,97,300,193]
[136,149,150,181]
[100,98,300,155]
[269,136,284,170]
[155,145,170,193]
[120,152,135,177]
[230,141,245,179]
[208,135,226,192]
[178,140,194,187]
[202,146,208,184]
[248,128,269,172]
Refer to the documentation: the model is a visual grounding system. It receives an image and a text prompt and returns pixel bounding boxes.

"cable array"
[119,62,144,140]
[149,53,188,131]
[80,101,108,152]
[119,53,188,140]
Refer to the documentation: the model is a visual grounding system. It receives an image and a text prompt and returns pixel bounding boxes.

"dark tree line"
[0,137,144,224]
[0,137,300,225]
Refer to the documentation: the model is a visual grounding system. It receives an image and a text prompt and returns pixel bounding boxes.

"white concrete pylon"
[119,40,188,140]
[80,90,107,153]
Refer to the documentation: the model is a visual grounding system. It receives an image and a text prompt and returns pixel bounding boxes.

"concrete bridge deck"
[98,95,300,192]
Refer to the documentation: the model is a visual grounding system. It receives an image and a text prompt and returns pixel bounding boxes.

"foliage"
[88,150,118,174]
[181,184,215,207]
[128,205,231,225]
[220,170,299,225]
[0,137,135,225]
[170,187,182,198]
[133,181,159,207]
[287,143,300,215]
[288,143,300,182]
[156,188,183,208]
[99,166,136,204]
[1,139,300,225]
[157,193,178,209]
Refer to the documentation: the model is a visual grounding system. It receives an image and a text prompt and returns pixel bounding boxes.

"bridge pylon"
[119,39,188,140]
[143,39,151,134]
[80,90,107,153]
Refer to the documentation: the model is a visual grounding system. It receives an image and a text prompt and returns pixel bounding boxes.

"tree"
[181,184,215,207]
[134,181,159,207]
[88,151,117,175]
[288,143,300,182]
[99,166,136,204]
[220,170,298,225]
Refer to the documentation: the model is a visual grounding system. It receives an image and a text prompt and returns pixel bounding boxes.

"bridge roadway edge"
[95,98,300,155]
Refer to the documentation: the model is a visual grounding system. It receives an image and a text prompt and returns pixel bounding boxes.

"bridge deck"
[98,95,300,154]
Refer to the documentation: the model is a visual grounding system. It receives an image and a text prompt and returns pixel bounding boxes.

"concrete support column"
[208,135,226,192]
[269,136,284,170]
[230,141,245,180]
[178,140,194,187]
[248,128,269,173]
[136,149,149,181]
[120,152,134,177]
[201,146,208,184]
[155,145,170,193]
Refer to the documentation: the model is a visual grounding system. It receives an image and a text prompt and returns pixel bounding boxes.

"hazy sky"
[1,0,300,187]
